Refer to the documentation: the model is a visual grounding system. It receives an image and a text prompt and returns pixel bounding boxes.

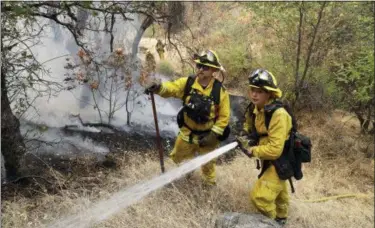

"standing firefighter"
[145,50,156,73]
[241,69,292,225]
[156,39,165,60]
[145,50,230,186]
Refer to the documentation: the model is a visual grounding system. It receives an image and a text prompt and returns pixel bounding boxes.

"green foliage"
[156,60,175,77]
[217,42,252,79]
[203,6,255,88]
[334,50,374,105]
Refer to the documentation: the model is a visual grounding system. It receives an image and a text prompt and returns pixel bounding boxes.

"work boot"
[275,217,287,226]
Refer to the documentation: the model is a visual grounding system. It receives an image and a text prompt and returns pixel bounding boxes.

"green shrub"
[156,60,175,77]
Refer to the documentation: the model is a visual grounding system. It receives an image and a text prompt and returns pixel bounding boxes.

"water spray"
[47,141,238,228]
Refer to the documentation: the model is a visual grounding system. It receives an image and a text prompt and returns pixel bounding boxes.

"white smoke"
[12,10,180,157]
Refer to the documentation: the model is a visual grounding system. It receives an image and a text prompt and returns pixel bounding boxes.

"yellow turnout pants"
[250,165,289,219]
[169,134,218,185]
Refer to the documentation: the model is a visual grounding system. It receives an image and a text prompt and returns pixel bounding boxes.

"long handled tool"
[150,92,165,173]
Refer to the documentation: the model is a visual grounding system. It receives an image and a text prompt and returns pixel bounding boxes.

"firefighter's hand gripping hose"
[235,138,253,159]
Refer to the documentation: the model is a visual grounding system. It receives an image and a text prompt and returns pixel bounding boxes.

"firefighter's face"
[249,87,271,107]
[196,64,215,79]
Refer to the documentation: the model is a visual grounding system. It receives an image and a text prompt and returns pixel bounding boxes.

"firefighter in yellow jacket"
[242,69,292,225]
[145,50,230,185]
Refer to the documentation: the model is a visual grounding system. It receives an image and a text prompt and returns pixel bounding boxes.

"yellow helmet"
[193,50,222,69]
[248,69,282,98]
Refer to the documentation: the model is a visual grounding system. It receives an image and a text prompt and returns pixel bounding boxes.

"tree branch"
[299,2,327,89]
[294,2,304,104]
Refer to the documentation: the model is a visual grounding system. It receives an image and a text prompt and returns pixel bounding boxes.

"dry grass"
[1,110,374,228]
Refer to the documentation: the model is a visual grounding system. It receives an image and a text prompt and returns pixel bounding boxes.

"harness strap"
[179,76,224,143]
[184,76,222,121]
[183,123,211,144]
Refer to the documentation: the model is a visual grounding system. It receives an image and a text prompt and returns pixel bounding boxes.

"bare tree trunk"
[293,3,304,107]
[1,69,26,179]
[298,2,327,90]
[131,16,154,59]
[108,13,115,53]
[125,87,131,126]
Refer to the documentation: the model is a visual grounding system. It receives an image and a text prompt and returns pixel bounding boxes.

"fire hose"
[47,142,239,228]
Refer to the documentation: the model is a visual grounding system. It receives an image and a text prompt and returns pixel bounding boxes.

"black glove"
[198,131,218,147]
[236,138,254,159]
[248,138,258,147]
[144,82,161,95]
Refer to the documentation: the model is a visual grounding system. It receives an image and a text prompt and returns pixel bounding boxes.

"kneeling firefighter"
[145,50,230,185]
[240,69,292,225]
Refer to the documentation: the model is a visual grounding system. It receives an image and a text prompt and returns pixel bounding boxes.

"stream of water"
[47,141,238,228]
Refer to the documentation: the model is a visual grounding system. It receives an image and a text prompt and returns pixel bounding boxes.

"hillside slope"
[1,110,373,228]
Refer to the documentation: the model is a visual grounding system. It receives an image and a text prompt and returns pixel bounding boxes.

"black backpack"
[177,75,230,142]
[247,100,312,193]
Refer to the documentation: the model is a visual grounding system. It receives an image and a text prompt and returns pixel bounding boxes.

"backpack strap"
[183,75,222,106]
[248,102,270,138]
[182,75,196,104]
[180,76,223,139]
[264,100,284,130]
[264,100,298,133]
[211,79,222,105]
[248,103,259,138]
[244,102,253,124]
[211,79,222,121]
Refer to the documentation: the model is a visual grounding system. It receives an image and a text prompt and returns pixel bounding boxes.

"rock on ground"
[215,212,281,228]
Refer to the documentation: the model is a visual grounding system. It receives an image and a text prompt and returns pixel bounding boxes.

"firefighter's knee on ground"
[276,202,288,218]
[275,184,289,218]
[250,171,284,220]
[250,181,278,219]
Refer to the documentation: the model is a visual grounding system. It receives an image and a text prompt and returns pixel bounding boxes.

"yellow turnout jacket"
[158,76,231,144]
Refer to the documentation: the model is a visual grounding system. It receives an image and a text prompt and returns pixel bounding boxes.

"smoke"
[13,10,180,158]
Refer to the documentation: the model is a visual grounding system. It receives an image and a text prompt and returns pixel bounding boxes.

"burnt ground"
[22,126,176,174]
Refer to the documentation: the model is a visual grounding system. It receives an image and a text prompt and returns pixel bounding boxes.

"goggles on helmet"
[193,50,220,67]
[248,69,277,89]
